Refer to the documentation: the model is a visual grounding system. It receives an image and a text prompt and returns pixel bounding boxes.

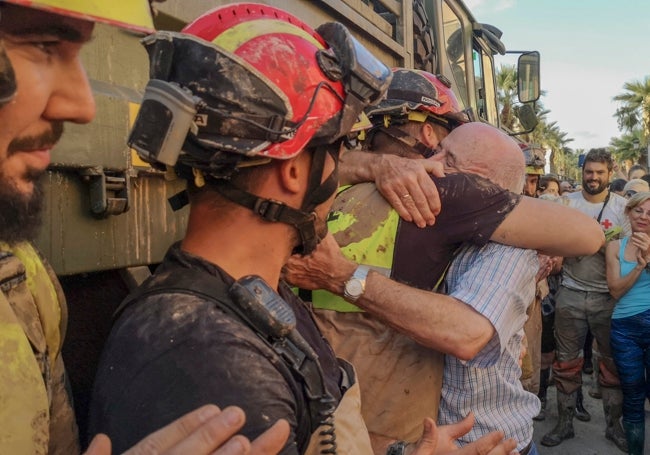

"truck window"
[473,47,497,125]
[441,1,468,109]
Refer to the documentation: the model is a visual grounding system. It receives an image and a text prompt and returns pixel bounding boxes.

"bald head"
[434,123,525,193]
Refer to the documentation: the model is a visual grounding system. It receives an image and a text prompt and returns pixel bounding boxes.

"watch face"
[345,279,364,297]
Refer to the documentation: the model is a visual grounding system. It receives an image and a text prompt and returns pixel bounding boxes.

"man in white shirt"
[541,148,630,452]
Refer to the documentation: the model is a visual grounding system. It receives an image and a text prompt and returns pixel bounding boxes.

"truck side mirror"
[517,51,540,103]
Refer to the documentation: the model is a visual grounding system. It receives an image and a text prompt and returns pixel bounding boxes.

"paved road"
[532,371,649,454]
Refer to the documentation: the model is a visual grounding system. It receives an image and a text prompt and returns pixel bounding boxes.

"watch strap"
[386,440,408,455]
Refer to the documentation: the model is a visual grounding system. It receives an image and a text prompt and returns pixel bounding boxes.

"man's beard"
[0,170,45,244]
[0,122,62,244]
[582,178,608,195]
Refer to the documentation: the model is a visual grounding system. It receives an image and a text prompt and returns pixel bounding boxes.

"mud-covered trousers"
[610,308,650,424]
[552,286,621,393]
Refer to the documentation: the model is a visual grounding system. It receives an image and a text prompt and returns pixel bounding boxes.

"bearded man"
[541,148,630,452]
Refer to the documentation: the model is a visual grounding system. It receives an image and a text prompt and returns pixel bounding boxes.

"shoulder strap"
[596,190,611,223]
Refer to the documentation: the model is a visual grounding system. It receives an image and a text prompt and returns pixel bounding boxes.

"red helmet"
[366,68,470,127]
[127,3,391,254]
[129,3,390,170]
[182,3,345,160]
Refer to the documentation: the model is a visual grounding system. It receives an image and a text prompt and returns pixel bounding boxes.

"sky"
[465,0,649,152]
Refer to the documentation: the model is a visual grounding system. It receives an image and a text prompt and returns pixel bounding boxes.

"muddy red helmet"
[520,143,546,175]
[129,3,391,171]
[128,3,391,254]
[366,68,470,128]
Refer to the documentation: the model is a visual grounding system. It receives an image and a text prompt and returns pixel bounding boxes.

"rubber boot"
[623,421,645,455]
[541,390,576,447]
[533,368,549,421]
[575,386,591,422]
[602,387,629,453]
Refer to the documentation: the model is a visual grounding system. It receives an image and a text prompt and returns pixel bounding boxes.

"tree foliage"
[496,64,576,180]
[611,76,650,166]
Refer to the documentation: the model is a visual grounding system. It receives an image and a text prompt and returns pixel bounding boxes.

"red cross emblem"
[601,219,613,229]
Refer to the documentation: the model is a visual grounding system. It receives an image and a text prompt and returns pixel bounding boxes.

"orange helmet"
[0,0,155,104]
[1,0,155,33]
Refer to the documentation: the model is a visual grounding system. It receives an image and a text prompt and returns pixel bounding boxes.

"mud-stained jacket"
[0,241,79,455]
[308,175,520,442]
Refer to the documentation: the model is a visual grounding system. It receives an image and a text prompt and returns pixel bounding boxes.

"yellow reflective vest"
[312,183,398,312]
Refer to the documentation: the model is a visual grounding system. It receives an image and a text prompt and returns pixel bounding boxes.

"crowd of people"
[1,1,649,455]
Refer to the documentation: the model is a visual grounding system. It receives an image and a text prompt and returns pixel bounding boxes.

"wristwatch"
[343,265,370,302]
[386,440,408,455]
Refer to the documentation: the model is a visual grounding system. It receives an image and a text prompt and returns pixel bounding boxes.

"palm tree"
[496,64,518,130]
[612,76,650,162]
[495,64,575,175]
[609,129,646,166]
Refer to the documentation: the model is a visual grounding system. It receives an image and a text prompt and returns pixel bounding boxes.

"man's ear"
[420,122,445,148]
[278,152,310,194]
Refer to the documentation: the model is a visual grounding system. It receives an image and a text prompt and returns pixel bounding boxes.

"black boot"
[541,390,576,447]
[624,421,645,455]
[533,368,550,421]
[575,387,591,422]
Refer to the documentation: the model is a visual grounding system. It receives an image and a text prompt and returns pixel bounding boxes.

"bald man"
[285,122,603,453]
[434,126,539,454]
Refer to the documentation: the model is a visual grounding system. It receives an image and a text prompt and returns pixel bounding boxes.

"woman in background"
[605,192,650,455]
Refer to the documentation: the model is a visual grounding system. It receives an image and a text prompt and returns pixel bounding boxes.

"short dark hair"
[610,178,627,193]
[628,164,647,179]
[583,148,613,171]
[538,175,560,194]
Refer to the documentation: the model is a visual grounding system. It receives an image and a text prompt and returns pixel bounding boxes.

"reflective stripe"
[213,19,323,51]
[313,184,399,312]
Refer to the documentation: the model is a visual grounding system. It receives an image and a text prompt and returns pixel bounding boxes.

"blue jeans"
[527,441,540,455]
[610,308,650,424]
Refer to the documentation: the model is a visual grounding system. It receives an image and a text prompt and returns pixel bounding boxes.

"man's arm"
[339,151,444,228]
[284,234,494,360]
[445,244,537,367]
[605,237,650,299]
[491,197,605,257]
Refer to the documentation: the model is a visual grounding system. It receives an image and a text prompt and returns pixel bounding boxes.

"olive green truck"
[40,0,540,440]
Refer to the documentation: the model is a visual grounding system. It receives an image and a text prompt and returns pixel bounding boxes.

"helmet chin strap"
[212,145,340,255]
[370,126,436,158]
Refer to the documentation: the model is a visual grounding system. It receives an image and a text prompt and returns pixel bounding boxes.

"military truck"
[40,0,540,441]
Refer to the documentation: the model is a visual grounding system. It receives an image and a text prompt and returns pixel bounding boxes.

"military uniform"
[0,242,79,455]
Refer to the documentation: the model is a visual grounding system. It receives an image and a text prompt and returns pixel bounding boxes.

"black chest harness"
[114,268,338,454]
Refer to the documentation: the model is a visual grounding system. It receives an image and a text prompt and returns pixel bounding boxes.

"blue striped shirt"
[438,242,540,452]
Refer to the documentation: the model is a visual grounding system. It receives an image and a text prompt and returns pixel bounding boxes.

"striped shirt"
[438,242,540,452]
